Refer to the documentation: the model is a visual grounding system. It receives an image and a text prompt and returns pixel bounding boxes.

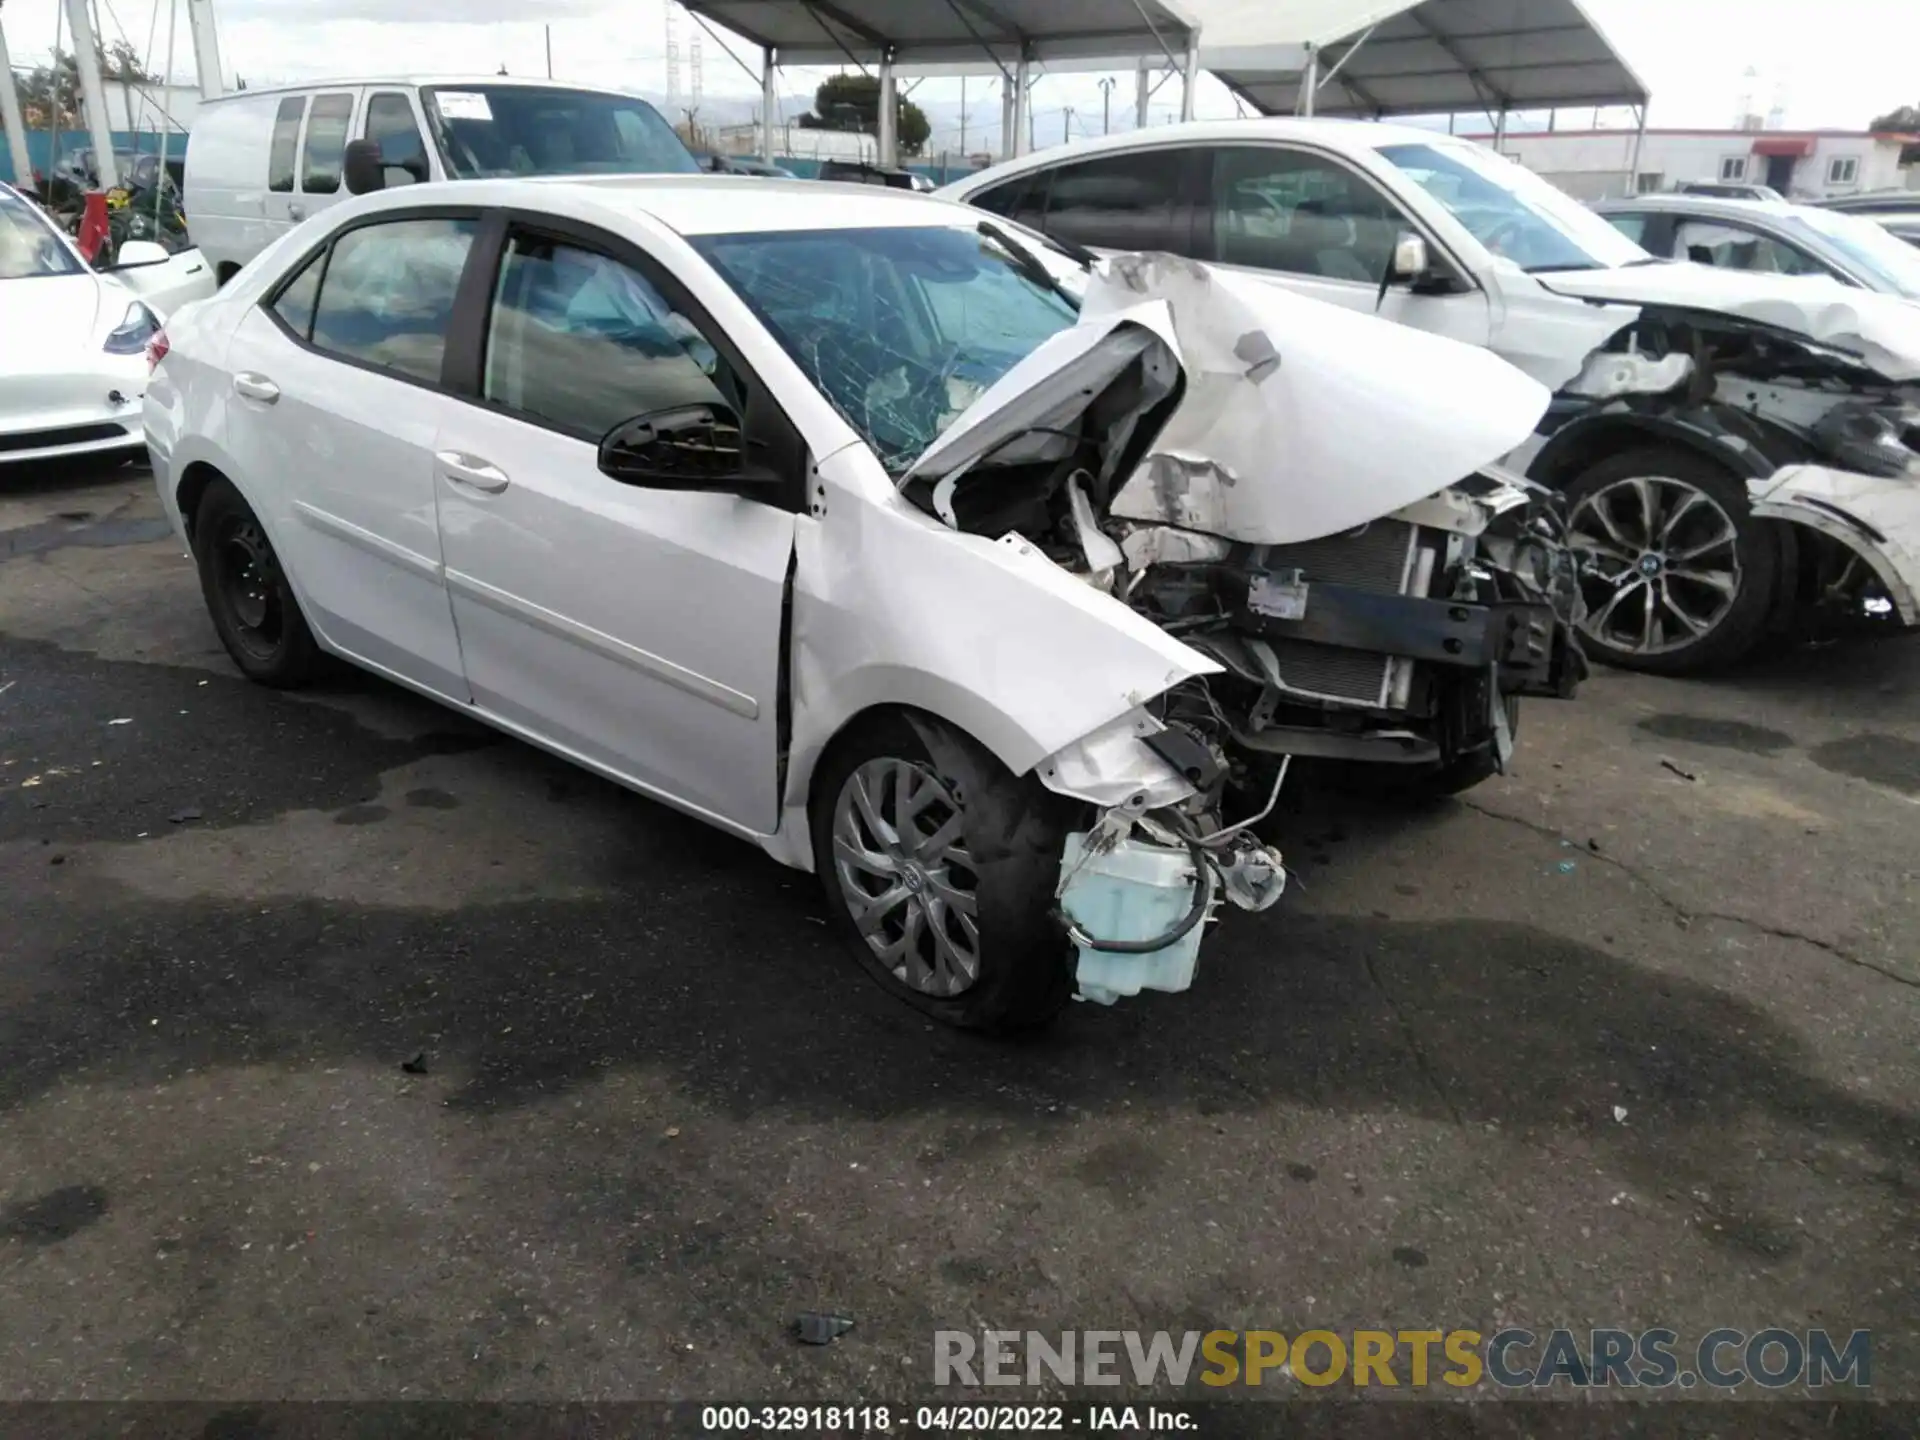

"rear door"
[430,215,798,833]
[220,208,481,697]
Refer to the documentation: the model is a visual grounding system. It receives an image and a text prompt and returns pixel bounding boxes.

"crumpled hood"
[0,272,111,378]
[910,253,1550,546]
[1535,264,1920,382]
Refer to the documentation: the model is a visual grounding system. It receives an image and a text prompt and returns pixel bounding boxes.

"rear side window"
[271,251,325,338]
[301,93,356,194]
[268,96,305,193]
[364,91,428,181]
[307,217,478,383]
[1041,149,1192,253]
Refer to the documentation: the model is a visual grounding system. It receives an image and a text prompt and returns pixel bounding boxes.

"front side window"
[1673,220,1825,278]
[301,93,355,195]
[423,86,698,179]
[1375,140,1648,273]
[1039,149,1191,253]
[970,169,1049,230]
[482,234,730,438]
[364,93,428,173]
[307,217,477,382]
[1790,209,1920,298]
[0,186,83,279]
[1212,145,1410,284]
[695,224,1078,473]
[268,96,305,194]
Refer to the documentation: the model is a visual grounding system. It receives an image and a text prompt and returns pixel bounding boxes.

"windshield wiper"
[977,220,1081,309]
[1522,261,1605,274]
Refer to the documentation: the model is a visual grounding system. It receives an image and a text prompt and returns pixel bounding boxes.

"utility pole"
[1098,75,1115,134]
[958,74,965,156]
[1062,106,1072,144]
[545,24,552,78]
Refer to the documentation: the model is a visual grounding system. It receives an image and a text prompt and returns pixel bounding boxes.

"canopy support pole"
[1011,50,1030,156]
[0,6,35,191]
[1179,30,1199,121]
[876,46,897,166]
[186,0,222,98]
[1626,104,1647,196]
[760,45,777,162]
[1300,43,1317,116]
[63,0,119,188]
[1134,57,1150,127]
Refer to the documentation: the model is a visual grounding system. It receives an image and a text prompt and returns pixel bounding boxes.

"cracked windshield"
[693,225,1078,472]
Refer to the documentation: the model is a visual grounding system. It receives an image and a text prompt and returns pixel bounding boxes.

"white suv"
[943,121,1920,673]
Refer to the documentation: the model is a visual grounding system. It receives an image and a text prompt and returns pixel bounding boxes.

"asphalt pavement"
[1,461,1916,1409]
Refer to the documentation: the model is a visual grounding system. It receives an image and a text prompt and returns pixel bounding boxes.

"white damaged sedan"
[145,176,1572,1029]
[1,180,214,464]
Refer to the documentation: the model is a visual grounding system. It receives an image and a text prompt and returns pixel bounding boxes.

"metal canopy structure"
[679,0,1203,164]
[1209,0,1649,122]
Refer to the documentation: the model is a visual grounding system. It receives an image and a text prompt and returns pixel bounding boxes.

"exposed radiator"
[1257,522,1422,708]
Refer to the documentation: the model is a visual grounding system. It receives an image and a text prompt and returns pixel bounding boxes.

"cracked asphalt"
[1,461,1916,1407]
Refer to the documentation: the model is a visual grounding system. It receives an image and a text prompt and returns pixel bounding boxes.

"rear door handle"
[233,372,280,403]
[435,450,511,494]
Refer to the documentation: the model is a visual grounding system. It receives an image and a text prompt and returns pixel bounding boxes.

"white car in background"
[144,175,1574,1030]
[943,122,1920,674]
[1,180,215,464]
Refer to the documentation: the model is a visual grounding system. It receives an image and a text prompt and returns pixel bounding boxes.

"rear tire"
[1563,446,1780,674]
[192,477,318,688]
[811,711,1077,1032]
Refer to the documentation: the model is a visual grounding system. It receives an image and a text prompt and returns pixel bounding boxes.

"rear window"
[422,85,698,179]
[268,96,304,193]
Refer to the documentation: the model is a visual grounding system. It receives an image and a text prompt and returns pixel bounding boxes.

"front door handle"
[233,372,280,403]
[287,202,307,222]
[436,450,511,494]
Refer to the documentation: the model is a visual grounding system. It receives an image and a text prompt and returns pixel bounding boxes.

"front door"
[220,211,480,697]
[432,222,796,834]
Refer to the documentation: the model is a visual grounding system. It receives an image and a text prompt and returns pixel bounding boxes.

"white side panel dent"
[1750,465,1920,624]
[764,456,1219,871]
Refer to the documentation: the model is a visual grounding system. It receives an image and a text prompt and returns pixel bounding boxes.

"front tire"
[192,477,318,688]
[1563,446,1780,673]
[811,712,1076,1032]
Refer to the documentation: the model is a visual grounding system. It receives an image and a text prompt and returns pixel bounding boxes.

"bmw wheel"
[1563,447,1781,674]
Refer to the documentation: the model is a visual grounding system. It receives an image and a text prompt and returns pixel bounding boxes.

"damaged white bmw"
[145,176,1578,1029]
[943,121,1920,672]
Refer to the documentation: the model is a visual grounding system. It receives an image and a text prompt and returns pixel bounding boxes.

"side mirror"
[110,239,171,269]
[1390,232,1430,281]
[343,139,386,196]
[597,404,782,494]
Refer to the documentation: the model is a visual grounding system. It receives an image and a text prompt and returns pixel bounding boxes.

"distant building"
[714,122,877,163]
[1471,128,1920,203]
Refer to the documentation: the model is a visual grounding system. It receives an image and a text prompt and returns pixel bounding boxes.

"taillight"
[146,328,170,374]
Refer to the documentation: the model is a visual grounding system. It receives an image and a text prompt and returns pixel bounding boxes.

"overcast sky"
[4,0,1917,152]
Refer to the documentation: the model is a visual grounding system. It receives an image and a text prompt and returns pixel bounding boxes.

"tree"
[798,73,931,156]
[16,44,160,128]
[1867,104,1920,132]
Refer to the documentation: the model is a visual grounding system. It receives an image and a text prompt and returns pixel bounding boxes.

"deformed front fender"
[763,482,1219,872]
[1749,465,1920,625]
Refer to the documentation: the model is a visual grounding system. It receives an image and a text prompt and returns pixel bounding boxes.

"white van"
[184,75,699,282]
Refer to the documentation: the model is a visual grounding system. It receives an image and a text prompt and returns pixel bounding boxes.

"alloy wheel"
[830,758,982,998]
[1567,475,1742,656]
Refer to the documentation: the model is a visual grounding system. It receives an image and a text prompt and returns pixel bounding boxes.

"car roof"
[943,117,1467,186]
[200,74,662,105]
[1595,194,1816,223]
[364,174,984,237]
